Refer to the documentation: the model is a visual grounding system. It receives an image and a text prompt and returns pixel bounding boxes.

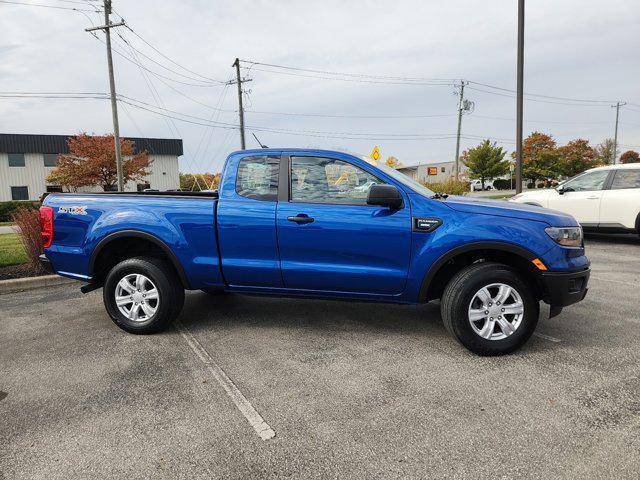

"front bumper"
[39,254,54,274]
[539,268,590,308]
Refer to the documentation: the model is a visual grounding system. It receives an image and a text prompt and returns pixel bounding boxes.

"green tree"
[462,140,510,190]
[594,138,618,164]
[516,132,562,184]
[557,139,599,178]
[620,150,640,164]
[179,173,220,191]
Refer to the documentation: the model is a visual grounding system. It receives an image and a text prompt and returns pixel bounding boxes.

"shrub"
[11,207,45,274]
[424,178,470,196]
[0,201,40,223]
[492,179,512,190]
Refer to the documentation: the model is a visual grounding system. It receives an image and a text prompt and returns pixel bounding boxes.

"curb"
[0,274,78,294]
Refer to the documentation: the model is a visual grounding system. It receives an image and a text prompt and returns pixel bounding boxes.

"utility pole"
[453,81,473,180]
[453,81,465,180]
[86,1,126,191]
[612,102,625,164]
[230,58,252,150]
[515,0,525,193]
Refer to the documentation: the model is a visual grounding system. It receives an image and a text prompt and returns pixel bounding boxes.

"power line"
[0,0,100,11]
[115,32,222,85]
[123,24,225,84]
[241,59,457,83]
[244,66,456,87]
[89,32,224,87]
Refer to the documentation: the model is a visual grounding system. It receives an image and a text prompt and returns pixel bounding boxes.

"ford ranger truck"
[40,149,590,355]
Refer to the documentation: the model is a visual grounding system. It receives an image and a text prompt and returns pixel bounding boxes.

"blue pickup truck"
[40,149,590,355]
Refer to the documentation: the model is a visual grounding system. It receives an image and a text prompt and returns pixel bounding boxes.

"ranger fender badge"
[58,206,87,215]
[413,217,442,232]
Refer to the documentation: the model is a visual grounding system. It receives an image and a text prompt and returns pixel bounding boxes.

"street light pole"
[515,0,525,193]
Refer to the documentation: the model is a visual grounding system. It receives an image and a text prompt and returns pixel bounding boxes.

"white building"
[397,160,468,183]
[0,133,183,201]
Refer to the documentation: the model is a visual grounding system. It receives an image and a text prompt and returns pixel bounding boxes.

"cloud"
[0,0,638,172]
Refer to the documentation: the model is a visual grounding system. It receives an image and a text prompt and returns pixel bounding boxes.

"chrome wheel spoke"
[145,288,158,300]
[469,308,487,322]
[118,278,135,294]
[129,303,141,320]
[495,285,512,304]
[476,287,492,306]
[496,317,515,336]
[140,302,155,318]
[478,319,495,339]
[115,295,132,307]
[502,302,524,315]
[135,274,145,291]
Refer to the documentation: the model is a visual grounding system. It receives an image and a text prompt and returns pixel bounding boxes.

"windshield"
[362,157,435,197]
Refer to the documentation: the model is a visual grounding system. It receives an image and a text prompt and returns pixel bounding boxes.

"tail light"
[39,206,54,248]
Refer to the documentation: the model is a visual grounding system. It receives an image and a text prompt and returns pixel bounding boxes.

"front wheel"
[441,262,539,355]
[103,256,185,334]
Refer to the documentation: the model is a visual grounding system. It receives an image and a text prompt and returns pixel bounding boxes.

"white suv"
[509,163,640,235]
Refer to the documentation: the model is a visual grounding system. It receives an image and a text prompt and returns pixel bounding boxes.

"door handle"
[287,215,314,224]
[586,196,599,200]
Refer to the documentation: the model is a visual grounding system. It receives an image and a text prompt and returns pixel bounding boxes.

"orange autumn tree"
[47,133,152,191]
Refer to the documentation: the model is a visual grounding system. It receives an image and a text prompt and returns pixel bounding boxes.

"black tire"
[441,262,539,356]
[103,256,185,334]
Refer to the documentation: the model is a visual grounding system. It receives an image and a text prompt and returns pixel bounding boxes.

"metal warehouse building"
[0,133,183,201]
[397,161,468,183]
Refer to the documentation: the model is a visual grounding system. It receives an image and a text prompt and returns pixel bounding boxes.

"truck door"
[276,155,411,295]
[217,154,283,287]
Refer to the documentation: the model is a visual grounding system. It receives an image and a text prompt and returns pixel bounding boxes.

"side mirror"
[557,185,573,195]
[367,184,403,209]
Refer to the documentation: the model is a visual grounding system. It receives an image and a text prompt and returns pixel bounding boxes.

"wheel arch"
[419,241,544,302]
[89,230,190,289]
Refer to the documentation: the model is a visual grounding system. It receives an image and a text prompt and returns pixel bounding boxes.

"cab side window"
[290,156,381,205]
[610,170,640,190]
[562,170,609,192]
[236,155,279,201]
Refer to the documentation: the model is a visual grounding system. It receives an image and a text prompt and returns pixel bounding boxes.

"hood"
[441,195,578,227]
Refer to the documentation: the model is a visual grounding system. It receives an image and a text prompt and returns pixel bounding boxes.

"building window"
[11,186,29,200]
[137,183,151,192]
[44,153,59,167]
[46,185,63,193]
[441,166,446,173]
[8,153,25,167]
[104,185,118,192]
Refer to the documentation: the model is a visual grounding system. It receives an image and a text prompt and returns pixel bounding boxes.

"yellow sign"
[370,145,381,161]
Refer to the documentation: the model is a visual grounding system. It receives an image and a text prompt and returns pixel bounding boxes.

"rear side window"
[610,170,640,190]
[236,155,279,201]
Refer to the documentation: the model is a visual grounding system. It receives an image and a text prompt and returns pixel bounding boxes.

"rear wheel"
[441,262,539,355]
[103,256,184,334]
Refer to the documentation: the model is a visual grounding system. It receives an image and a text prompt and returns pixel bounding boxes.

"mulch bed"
[0,264,45,281]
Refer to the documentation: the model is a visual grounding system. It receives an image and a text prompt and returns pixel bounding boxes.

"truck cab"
[41,148,590,355]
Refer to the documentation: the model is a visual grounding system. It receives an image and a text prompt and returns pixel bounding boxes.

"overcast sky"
[1,0,639,172]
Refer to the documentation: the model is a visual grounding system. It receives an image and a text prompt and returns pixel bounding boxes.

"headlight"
[545,226,583,247]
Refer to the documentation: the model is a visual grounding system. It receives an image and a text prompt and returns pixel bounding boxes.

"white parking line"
[533,332,561,343]
[176,321,276,441]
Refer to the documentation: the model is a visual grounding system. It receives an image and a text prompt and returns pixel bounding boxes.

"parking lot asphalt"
[1,235,639,479]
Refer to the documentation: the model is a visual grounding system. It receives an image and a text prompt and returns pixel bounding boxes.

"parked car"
[40,149,590,355]
[510,163,640,235]
[470,179,494,191]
